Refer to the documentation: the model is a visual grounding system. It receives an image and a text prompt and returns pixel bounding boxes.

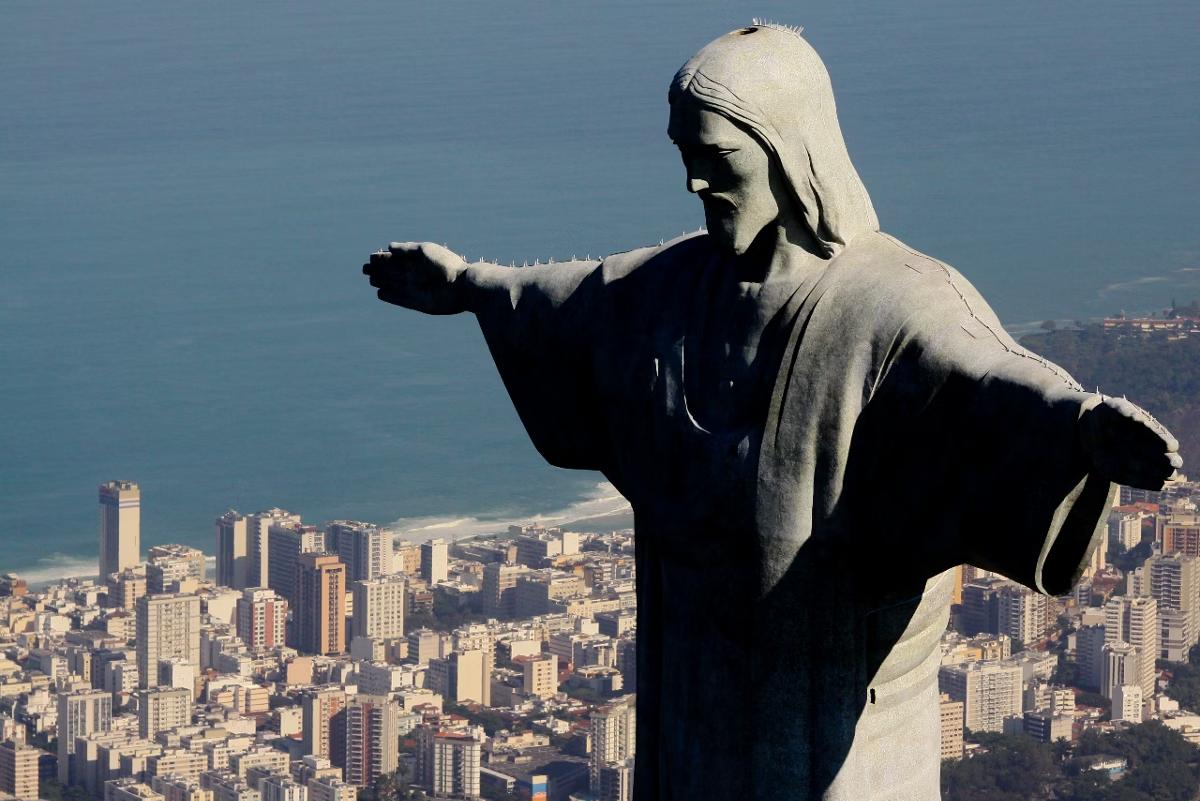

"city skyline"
[2,468,1200,799]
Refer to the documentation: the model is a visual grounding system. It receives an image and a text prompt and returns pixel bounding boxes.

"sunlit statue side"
[361,22,1180,801]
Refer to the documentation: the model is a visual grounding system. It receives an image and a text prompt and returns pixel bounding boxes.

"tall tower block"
[99,480,140,579]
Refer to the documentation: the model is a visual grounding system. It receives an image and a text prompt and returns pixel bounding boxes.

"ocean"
[2,0,1197,581]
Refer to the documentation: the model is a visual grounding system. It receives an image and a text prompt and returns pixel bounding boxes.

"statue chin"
[705,220,744,256]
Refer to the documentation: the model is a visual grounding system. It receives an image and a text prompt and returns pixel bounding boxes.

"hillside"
[1020,326,1200,468]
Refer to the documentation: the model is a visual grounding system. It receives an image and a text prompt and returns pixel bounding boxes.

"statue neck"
[733,216,828,287]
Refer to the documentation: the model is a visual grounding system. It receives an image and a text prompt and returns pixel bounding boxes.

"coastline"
[15,481,632,590]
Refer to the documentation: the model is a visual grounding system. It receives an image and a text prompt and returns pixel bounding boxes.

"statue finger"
[1113,413,1175,456]
[376,288,408,307]
[1104,396,1142,418]
[364,251,389,276]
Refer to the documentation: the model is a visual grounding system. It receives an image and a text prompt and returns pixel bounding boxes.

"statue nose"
[687,177,709,194]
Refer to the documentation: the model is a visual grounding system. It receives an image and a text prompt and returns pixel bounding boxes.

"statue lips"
[701,192,737,211]
[700,193,738,233]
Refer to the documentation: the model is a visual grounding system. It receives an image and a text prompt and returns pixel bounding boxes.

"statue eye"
[717,149,738,159]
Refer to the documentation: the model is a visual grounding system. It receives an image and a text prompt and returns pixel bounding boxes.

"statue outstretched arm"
[363,241,608,472]
[867,264,1181,594]
[363,242,600,316]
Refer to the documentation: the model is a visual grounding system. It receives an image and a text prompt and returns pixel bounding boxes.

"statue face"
[668,98,784,256]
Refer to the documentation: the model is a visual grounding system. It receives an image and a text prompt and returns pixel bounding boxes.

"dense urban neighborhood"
[1,316,1198,801]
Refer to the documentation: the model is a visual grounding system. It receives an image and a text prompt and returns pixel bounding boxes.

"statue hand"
[362,241,468,315]
[1079,395,1182,490]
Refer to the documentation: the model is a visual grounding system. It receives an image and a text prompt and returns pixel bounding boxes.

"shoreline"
[13,481,632,590]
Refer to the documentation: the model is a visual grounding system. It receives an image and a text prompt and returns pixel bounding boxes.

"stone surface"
[362,23,1180,801]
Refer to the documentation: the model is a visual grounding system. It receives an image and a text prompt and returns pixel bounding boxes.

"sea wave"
[387,481,632,544]
[17,554,99,587]
[16,553,219,590]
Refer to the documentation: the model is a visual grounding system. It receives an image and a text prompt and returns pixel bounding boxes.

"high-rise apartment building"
[236,587,288,651]
[147,750,208,786]
[108,565,148,611]
[136,593,202,688]
[1075,623,1107,692]
[295,553,346,656]
[407,629,447,665]
[147,544,206,593]
[416,727,481,800]
[302,687,348,768]
[216,511,251,589]
[247,508,301,589]
[1162,512,1200,558]
[595,761,635,801]
[259,776,307,801]
[1147,553,1200,662]
[590,695,636,797]
[351,575,406,641]
[260,777,306,801]
[327,522,391,583]
[1160,609,1192,665]
[137,686,192,738]
[481,563,530,619]
[939,694,965,760]
[293,755,341,787]
[959,578,1002,636]
[307,777,357,801]
[960,577,1047,645]
[343,696,400,787]
[1112,684,1143,723]
[427,650,489,706]
[1104,595,1158,698]
[1109,511,1143,553]
[420,539,448,585]
[56,688,112,783]
[1101,641,1140,700]
[937,660,1023,733]
[393,543,421,577]
[518,654,557,699]
[269,523,325,604]
[514,572,587,618]
[0,741,39,800]
[150,774,211,801]
[99,480,141,579]
[996,583,1049,646]
[509,525,580,568]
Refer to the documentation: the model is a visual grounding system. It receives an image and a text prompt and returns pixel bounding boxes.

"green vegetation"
[359,769,426,801]
[40,780,90,801]
[446,702,512,736]
[1021,325,1200,464]
[942,723,1200,801]
[406,589,488,633]
[562,684,606,704]
[1110,540,1152,574]
[1074,691,1111,712]
[1163,644,1200,713]
[942,732,1062,801]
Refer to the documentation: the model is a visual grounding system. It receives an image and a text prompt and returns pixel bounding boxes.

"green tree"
[40,780,91,801]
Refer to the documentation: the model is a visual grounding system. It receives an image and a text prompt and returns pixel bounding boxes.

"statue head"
[668,23,878,258]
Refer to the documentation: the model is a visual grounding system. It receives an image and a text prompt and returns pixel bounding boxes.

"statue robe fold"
[471,229,1113,801]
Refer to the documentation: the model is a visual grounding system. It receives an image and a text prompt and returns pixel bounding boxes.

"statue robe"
[471,230,1113,801]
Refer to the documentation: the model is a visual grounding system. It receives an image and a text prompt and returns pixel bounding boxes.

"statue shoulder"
[833,231,1001,335]
[599,230,712,284]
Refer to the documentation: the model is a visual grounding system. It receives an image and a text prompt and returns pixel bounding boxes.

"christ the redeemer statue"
[361,23,1180,801]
